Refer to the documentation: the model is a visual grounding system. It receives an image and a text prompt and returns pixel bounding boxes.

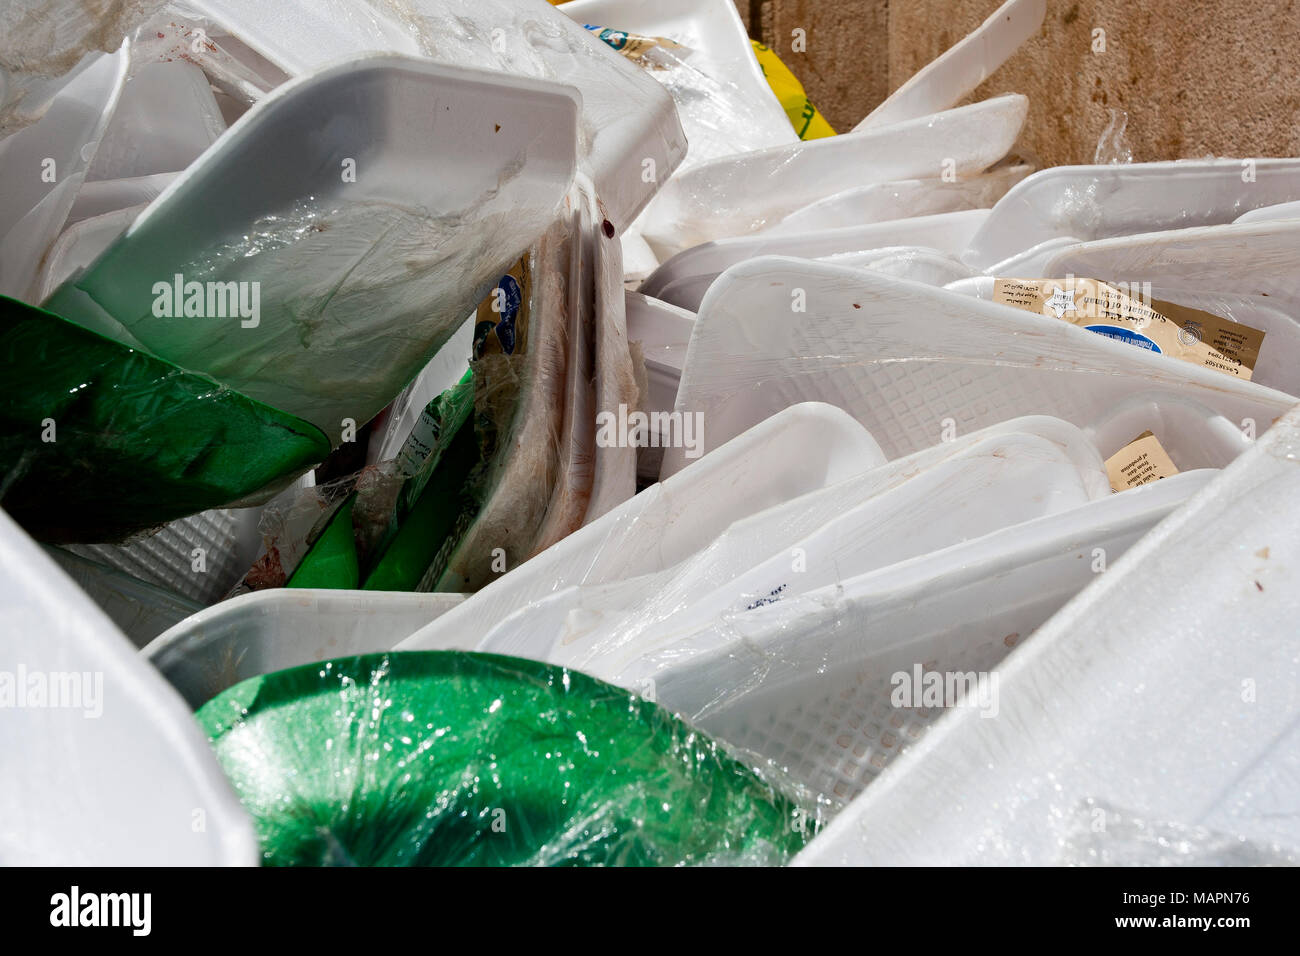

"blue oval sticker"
[1084,324,1161,353]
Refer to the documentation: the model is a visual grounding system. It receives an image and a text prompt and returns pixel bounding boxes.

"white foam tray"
[398,402,886,652]
[44,55,580,440]
[474,425,1106,673]
[65,171,176,225]
[187,0,686,230]
[144,589,466,709]
[795,404,1300,864]
[1037,219,1300,318]
[641,209,989,312]
[86,59,226,181]
[820,246,979,287]
[764,165,1032,237]
[644,469,1215,805]
[36,204,142,302]
[626,290,694,438]
[0,509,256,865]
[963,159,1300,270]
[1236,199,1300,223]
[637,94,1026,257]
[660,258,1297,477]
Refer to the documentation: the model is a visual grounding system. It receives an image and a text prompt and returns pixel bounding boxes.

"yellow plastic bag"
[750,40,836,140]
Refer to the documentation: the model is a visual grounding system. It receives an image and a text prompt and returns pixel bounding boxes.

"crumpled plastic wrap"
[0,294,330,543]
[196,651,823,866]
[435,180,639,591]
[1061,800,1299,866]
[1094,107,1133,165]
[579,24,796,173]
[433,212,574,592]
[0,0,166,136]
[233,474,354,593]
[0,41,127,301]
[360,372,477,591]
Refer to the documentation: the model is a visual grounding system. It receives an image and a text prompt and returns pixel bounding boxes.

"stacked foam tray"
[4,0,1300,866]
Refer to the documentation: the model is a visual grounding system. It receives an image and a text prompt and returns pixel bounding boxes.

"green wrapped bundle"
[0,295,330,543]
[197,651,818,866]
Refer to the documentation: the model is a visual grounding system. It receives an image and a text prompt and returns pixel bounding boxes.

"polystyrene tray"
[44,55,581,440]
[474,427,1105,673]
[641,209,989,312]
[638,94,1026,257]
[36,204,142,301]
[820,246,978,287]
[643,469,1216,804]
[963,159,1300,270]
[795,406,1300,864]
[46,546,202,648]
[660,258,1298,477]
[65,171,176,225]
[0,509,256,865]
[625,291,696,475]
[86,60,226,181]
[764,165,1031,237]
[1235,199,1300,224]
[1037,219,1300,317]
[144,589,467,709]
[397,402,886,653]
[188,0,686,230]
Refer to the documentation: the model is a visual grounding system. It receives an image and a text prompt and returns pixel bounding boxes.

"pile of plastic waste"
[3,0,1299,867]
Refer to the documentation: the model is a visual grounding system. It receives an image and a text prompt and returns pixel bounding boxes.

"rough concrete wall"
[742,0,1300,165]
[738,0,892,133]
[890,0,1300,166]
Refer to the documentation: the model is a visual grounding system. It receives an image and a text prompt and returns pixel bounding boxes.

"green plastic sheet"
[197,651,818,866]
[0,295,330,543]
[286,495,359,590]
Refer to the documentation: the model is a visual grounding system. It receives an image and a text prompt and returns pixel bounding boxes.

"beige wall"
[741,0,1300,166]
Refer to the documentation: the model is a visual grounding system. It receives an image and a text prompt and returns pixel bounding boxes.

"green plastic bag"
[0,295,330,543]
[364,370,477,591]
[197,651,818,866]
